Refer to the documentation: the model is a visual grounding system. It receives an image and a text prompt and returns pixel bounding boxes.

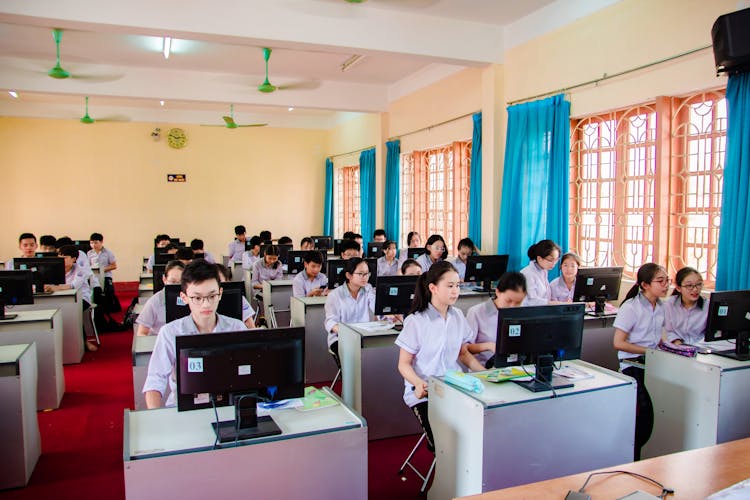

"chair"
[83,304,100,346]
[398,432,436,495]
[328,346,341,389]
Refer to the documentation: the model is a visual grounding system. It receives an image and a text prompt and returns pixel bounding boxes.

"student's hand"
[393,314,404,323]
[309,288,325,297]
[44,284,53,293]
[414,381,428,399]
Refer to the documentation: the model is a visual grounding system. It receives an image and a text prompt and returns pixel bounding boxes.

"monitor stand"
[513,354,574,393]
[713,331,750,362]
[594,296,607,315]
[211,394,282,443]
[0,300,18,321]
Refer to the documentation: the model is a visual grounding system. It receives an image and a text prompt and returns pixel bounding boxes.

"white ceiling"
[0,0,619,129]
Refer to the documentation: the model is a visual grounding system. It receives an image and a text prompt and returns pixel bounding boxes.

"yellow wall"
[0,117,328,280]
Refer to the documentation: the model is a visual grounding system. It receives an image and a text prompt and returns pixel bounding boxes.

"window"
[569,89,725,287]
[334,165,360,236]
[400,141,471,251]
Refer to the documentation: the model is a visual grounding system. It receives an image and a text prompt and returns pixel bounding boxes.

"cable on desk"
[210,395,220,449]
[577,470,674,498]
[519,355,558,398]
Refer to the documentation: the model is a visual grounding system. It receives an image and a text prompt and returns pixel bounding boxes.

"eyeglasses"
[651,278,672,286]
[543,256,560,264]
[680,282,703,291]
[186,293,221,305]
[431,246,445,252]
[353,271,371,278]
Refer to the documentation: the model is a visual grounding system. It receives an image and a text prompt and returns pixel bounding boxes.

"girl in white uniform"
[395,261,485,452]
[397,231,422,268]
[415,234,448,273]
[451,237,477,281]
[519,239,561,305]
[664,266,708,345]
[613,262,670,460]
[376,240,399,277]
[549,252,581,303]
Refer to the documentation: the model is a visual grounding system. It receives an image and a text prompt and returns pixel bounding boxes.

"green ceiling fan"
[79,96,129,124]
[257,48,319,93]
[45,28,122,81]
[202,104,267,128]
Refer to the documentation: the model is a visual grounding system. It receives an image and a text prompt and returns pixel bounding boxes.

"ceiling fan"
[201,104,267,128]
[45,28,122,81]
[79,96,129,124]
[257,48,319,93]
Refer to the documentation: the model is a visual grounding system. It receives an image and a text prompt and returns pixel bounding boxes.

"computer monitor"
[152,264,167,293]
[374,276,418,316]
[286,251,327,276]
[34,251,58,258]
[572,267,624,315]
[365,258,377,287]
[176,327,305,442]
[73,240,92,253]
[496,303,585,392]
[14,257,66,291]
[367,241,384,259]
[0,270,34,320]
[169,238,183,246]
[407,248,427,260]
[333,239,344,256]
[260,244,293,265]
[705,290,750,361]
[154,252,173,266]
[326,259,346,289]
[464,255,509,292]
[165,282,245,323]
[164,284,190,323]
[311,236,332,251]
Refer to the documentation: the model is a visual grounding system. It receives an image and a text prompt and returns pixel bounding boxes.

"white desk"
[339,323,421,440]
[131,334,158,411]
[456,289,488,314]
[15,289,83,364]
[580,313,619,371]
[0,309,64,410]
[139,273,152,286]
[0,343,40,490]
[290,296,339,383]
[428,360,636,499]
[643,348,750,459]
[262,279,294,327]
[138,283,153,305]
[123,388,367,500]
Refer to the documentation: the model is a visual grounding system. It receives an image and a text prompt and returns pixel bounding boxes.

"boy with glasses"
[143,260,247,409]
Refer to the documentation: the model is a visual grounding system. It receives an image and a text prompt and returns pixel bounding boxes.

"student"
[292,251,329,297]
[251,244,283,290]
[376,240,399,276]
[395,261,485,452]
[55,236,91,273]
[174,247,195,264]
[452,237,477,281]
[372,229,387,243]
[324,258,375,366]
[612,262,670,460]
[241,236,262,270]
[190,239,215,263]
[38,235,57,253]
[259,230,272,243]
[342,231,355,241]
[278,236,293,246]
[146,234,172,271]
[352,234,364,257]
[216,263,256,329]
[415,234,447,273]
[88,232,119,312]
[5,232,37,269]
[520,239,561,305]
[143,260,248,409]
[300,237,315,251]
[549,252,582,303]
[228,225,247,263]
[464,272,527,367]
[338,239,361,260]
[135,260,185,337]
[664,266,707,346]
[398,231,423,268]
[400,259,422,276]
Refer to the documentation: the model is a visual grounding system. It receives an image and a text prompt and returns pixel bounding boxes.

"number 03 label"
[188,357,204,373]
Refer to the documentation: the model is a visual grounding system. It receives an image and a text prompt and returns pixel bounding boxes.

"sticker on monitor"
[509,324,521,337]
[188,357,204,373]
[718,306,729,317]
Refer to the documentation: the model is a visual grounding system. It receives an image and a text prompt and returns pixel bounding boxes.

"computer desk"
[139,272,151,286]
[137,283,153,305]
[455,288,488,314]
[131,334,158,411]
[14,288,84,364]
[458,436,750,499]
[123,388,367,500]
[428,360,636,499]
[262,279,294,327]
[580,312,619,371]
[643,348,750,459]
[290,296,339,383]
[0,309,64,410]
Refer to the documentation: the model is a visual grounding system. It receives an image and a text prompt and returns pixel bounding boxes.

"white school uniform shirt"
[376,256,399,277]
[195,251,216,264]
[397,248,409,268]
[87,247,117,278]
[324,283,375,347]
[451,257,467,280]
[241,296,256,322]
[135,289,167,335]
[549,276,574,303]
[251,259,284,288]
[242,252,260,270]
[613,292,665,370]
[292,270,328,297]
[142,313,248,407]
[415,253,440,273]
[66,263,93,304]
[76,250,91,272]
[466,299,499,366]
[395,304,474,407]
[227,240,245,262]
[664,294,708,345]
[520,261,551,305]
[146,254,156,272]
[4,258,14,270]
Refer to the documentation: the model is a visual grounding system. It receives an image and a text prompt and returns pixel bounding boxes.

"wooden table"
[457,437,750,499]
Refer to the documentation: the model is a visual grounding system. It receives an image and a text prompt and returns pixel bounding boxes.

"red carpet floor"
[3,284,434,500]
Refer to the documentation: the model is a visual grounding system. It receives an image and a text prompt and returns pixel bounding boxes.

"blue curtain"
[384,140,401,245]
[717,72,750,290]
[469,112,482,248]
[359,148,376,242]
[323,158,334,236]
[497,94,570,275]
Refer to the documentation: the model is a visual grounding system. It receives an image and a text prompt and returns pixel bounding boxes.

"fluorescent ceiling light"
[8,90,18,98]
[160,100,165,106]
[288,106,294,111]
[341,54,364,72]
[163,37,172,59]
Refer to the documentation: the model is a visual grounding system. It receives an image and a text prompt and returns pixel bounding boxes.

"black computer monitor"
[333,239,344,256]
[169,238,182,246]
[176,327,305,442]
[34,251,58,258]
[326,259,346,289]
[311,236,332,251]
[365,258,377,287]
[367,242,384,259]
[154,252,173,266]
[705,290,750,361]
[165,282,245,323]
[286,251,327,276]
[0,270,34,320]
[152,264,166,293]
[496,303,585,392]
[260,244,293,265]
[164,284,190,323]
[407,248,427,260]
[374,276,418,316]
[73,240,92,253]
[464,255,509,292]
[572,267,624,315]
[14,257,66,290]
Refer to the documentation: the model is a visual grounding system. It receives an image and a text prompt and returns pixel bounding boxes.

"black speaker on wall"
[712,7,750,75]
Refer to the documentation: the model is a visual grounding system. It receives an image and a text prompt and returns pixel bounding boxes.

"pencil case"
[657,340,697,358]
[444,370,484,393]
